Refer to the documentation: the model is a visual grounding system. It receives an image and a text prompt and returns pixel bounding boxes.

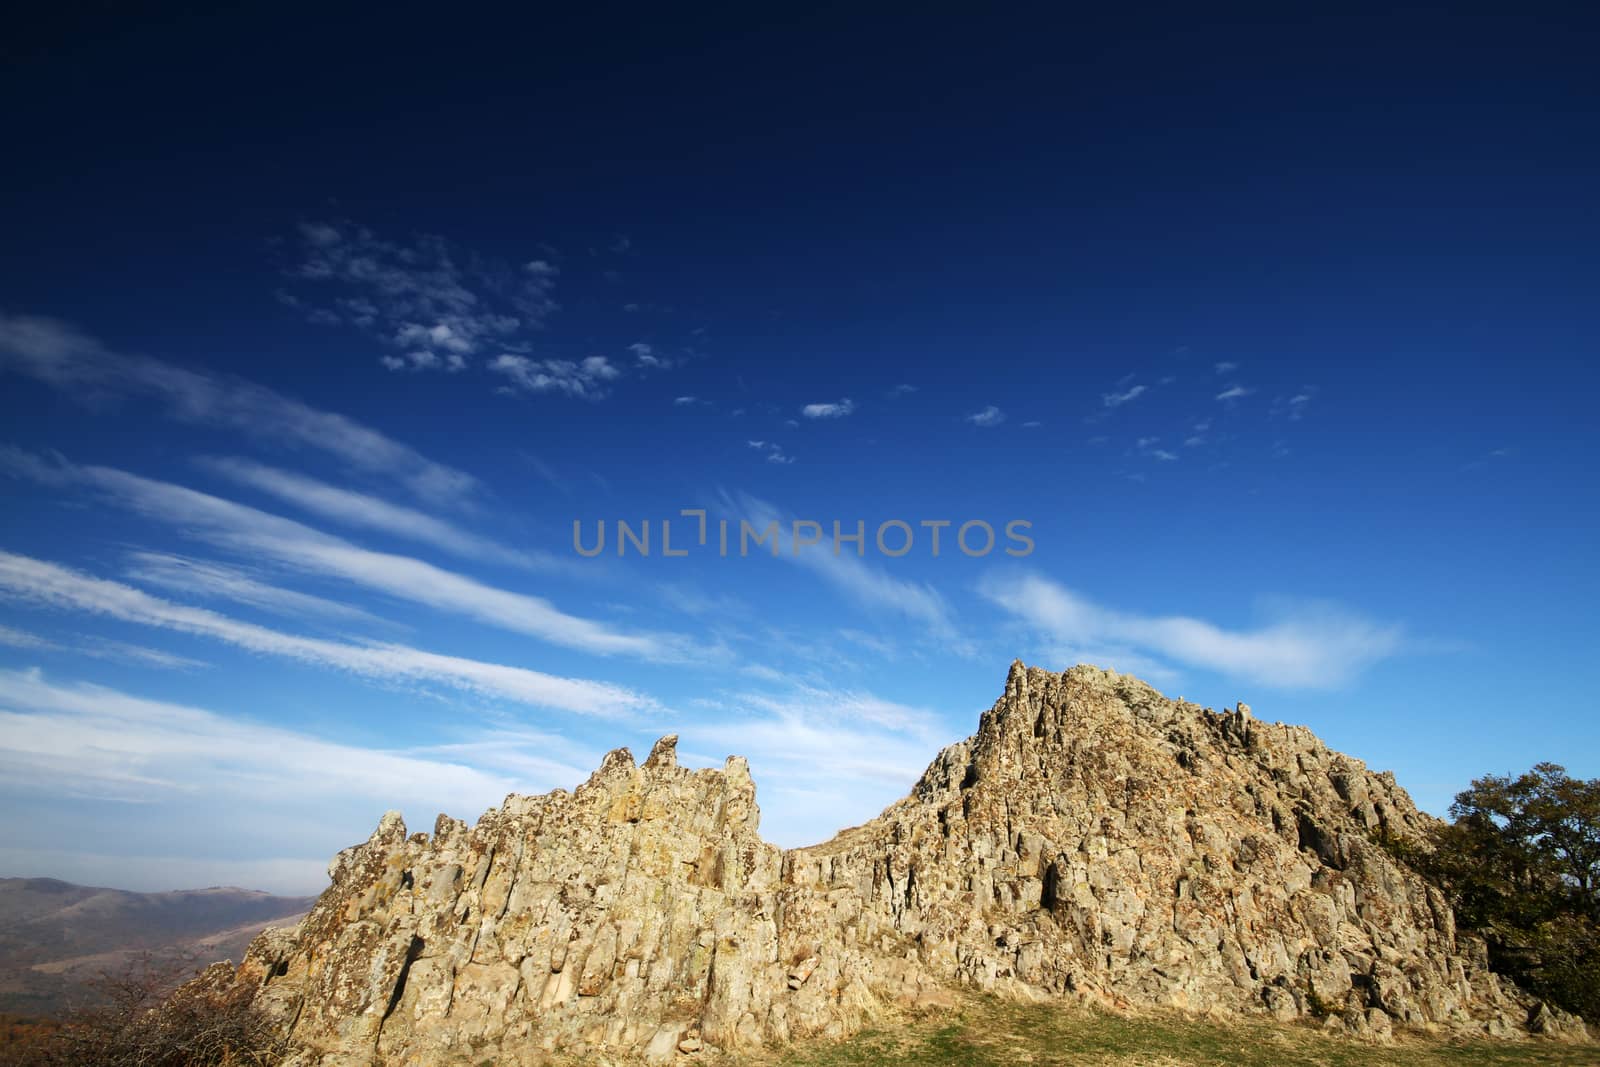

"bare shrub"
[1,952,285,1067]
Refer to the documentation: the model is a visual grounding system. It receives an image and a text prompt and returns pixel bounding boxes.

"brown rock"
[185,662,1586,1062]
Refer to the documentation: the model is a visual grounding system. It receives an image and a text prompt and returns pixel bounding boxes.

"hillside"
[0,878,313,1017]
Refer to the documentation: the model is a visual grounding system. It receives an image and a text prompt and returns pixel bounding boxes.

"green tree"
[1424,763,1600,1019]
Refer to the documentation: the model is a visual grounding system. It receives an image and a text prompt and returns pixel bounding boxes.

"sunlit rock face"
[205,664,1584,1064]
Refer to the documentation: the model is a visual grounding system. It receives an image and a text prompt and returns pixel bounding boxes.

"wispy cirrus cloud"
[198,457,548,570]
[0,669,610,893]
[282,221,559,374]
[1216,384,1253,402]
[1273,387,1316,420]
[0,314,479,507]
[2,450,675,660]
[0,552,652,717]
[122,552,391,627]
[801,398,855,419]
[0,625,54,651]
[681,674,952,846]
[0,667,591,804]
[1133,437,1179,462]
[1102,384,1147,408]
[980,572,1405,688]
[746,440,796,465]
[722,493,959,645]
[0,624,207,669]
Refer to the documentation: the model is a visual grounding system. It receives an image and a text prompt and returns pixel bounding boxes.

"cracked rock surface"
[199,663,1587,1063]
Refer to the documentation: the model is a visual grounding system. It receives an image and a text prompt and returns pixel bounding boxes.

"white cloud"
[886,384,917,398]
[629,342,673,370]
[746,441,796,465]
[1133,437,1178,462]
[198,457,548,570]
[81,639,209,670]
[980,572,1406,688]
[1278,388,1316,420]
[965,405,1006,427]
[682,676,950,847]
[0,622,206,669]
[0,667,581,804]
[0,670,608,893]
[382,350,466,373]
[0,617,206,668]
[286,221,558,374]
[0,314,479,507]
[122,552,389,626]
[2,452,674,660]
[673,395,699,406]
[1215,361,1238,374]
[489,354,620,399]
[1216,384,1253,401]
[0,551,652,717]
[0,624,53,650]
[724,494,957,642]
[801,398,855,419]
[1102,384,1147,408]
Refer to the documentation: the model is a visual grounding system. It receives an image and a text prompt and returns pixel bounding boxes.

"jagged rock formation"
[203,664,1587,1064]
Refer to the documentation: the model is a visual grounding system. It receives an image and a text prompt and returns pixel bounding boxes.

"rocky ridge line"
[190,663,1587,1064]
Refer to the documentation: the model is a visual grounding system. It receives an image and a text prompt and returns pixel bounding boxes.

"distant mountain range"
[0,877,313,1018]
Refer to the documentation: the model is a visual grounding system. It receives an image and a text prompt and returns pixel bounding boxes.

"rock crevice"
[211,663,1586,1063]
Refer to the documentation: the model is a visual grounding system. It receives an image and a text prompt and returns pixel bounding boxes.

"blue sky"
[1,5,1597,894]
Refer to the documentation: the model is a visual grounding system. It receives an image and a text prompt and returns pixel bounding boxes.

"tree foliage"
[1422,762,1600,1020]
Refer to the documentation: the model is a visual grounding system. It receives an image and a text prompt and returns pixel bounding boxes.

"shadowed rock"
[194,663,1588,1063]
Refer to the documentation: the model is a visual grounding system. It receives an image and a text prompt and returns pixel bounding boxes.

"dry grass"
[730,997,1597,1067]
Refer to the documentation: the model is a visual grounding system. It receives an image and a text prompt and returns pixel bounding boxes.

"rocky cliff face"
[205,664,1585,1064]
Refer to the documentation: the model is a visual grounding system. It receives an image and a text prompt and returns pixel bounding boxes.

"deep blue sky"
[1,4,1597,893]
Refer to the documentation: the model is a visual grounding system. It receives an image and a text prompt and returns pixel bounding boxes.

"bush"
[0,952,285,1067]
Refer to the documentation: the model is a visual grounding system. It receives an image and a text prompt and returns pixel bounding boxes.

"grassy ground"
[731,998,1597,1067]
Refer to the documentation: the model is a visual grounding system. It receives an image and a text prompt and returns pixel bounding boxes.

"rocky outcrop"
[207,664,1587,1064]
